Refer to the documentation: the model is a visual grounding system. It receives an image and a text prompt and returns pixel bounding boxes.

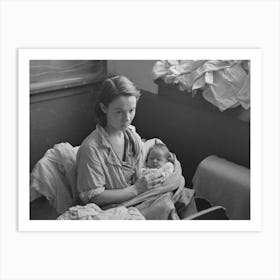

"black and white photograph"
[29,59,251,222]
[18,49,261,231]
[1,1,279,280]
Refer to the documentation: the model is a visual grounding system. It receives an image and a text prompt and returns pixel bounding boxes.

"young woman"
[76,76,163,207]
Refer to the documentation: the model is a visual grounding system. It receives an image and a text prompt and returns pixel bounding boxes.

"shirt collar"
[96,124,139,160]
[96,124,113,149]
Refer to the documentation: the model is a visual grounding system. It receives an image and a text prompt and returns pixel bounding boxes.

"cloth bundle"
[30,143,79,214]
[153,60,250,111]
[58,203,145,220]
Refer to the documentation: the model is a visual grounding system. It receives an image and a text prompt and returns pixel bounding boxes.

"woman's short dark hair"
[94,75,141,127]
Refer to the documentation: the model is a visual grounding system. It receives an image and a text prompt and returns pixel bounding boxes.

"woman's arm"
[90,174,164,207]
[89,185,137,207]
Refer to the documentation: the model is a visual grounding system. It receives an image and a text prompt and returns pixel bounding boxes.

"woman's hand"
[134,173,164,195]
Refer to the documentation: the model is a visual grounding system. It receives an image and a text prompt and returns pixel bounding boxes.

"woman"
[76,76,163,207]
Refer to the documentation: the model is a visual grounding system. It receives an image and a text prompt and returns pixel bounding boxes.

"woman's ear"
[99,103,107,114]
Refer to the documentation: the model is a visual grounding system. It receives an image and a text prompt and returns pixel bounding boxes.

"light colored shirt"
[76,124,142,203]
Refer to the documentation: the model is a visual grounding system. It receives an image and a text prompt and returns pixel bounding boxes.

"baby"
[141,143,174,181]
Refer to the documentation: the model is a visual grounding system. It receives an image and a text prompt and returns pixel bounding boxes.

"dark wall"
[30,60,106,171]
[133,85,250,186]
[30,83,101,170]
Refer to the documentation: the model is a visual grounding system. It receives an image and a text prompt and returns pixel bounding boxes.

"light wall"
[107,60,158,93]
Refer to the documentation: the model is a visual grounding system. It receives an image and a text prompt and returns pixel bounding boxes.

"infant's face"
[147,149,167,169]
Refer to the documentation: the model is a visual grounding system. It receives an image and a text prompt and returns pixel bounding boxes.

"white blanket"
[30,143,79,214]
[57,203,145,220]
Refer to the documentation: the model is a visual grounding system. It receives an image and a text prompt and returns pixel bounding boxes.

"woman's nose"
[123,113,130,121]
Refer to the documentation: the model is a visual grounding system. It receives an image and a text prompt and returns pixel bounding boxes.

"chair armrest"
[192,155,250,220]
[184,206,229,220]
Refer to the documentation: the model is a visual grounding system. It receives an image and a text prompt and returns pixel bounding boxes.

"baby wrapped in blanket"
[140,143,174,182]
[122,139,196,219]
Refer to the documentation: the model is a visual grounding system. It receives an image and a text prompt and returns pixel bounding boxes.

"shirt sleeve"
[76,145,105,203]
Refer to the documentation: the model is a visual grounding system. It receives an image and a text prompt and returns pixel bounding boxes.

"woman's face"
[100,96,137,132]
